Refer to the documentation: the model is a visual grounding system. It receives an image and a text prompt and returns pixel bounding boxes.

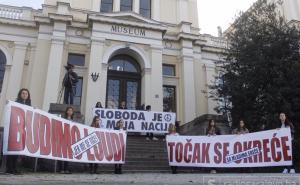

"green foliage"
[211,0,300,131]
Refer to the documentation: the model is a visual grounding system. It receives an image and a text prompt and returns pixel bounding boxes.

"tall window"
[163,85,176,113]
[140,0,151,18]
[0,50,6,93]
[101,0,113,13]
[120,0,133,11]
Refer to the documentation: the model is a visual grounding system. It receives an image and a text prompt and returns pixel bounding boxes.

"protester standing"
[206,119,220,173]
[232,119,249,135]
[89,116,101,174]
[118,101,127,110]
[114,119,125,174]
[279,113,296,174]
[59,107,75,174]
[145,105,159,141]
[63,64,78,105]
[95,102,103,108]
[6,89,31,175]
[168,124,179,174]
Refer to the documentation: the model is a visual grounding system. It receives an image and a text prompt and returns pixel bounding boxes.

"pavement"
[0,173,300,185]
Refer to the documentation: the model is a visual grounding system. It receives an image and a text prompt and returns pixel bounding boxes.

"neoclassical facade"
[0,0,227,127]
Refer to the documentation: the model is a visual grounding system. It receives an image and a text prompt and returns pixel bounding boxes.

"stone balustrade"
[0,4,36,21]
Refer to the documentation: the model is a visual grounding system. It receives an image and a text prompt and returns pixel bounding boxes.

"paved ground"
[0,173,300,185]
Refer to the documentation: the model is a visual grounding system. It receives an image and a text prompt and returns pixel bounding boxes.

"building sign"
[3,101,127,164]
[166,128,292,168]
[111,25,146,37]
[93,108,176,133]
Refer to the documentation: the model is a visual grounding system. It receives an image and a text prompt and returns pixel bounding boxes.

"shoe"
[64,170,72,174]
[290,169,296,174]
[210,170,217,174]
[152,137,159,141]
[146,137,150,141]
[282,168,288,174]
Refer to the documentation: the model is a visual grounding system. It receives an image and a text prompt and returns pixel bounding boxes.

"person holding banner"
[145,105,159,141]
[168,124,179,174]
[279,113,296,174]
[206,119,220,174]
[89,116,101,174]
[118,101,127,110]
[58,107,75,174]
[6,88,31,175]
[114,119,125,174]
[232,120,249,135]
[95,102,103,108]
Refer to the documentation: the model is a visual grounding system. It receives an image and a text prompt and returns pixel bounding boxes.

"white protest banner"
[3,101,127,164]
[166,128,292,167]
[93,108,176,133]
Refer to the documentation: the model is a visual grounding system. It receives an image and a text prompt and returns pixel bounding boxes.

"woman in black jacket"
[6,88,31,174]
[279,113,296,174]
[58,107,75,174]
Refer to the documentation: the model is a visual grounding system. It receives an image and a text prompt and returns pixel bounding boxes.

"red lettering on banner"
[175,143,183,162]
[243,141,253,163]
[94,131,104,161]
[168,142,175,162]
[192,143,200,163]
[281,136,292,161]
[202,143,210,163]
[8,106,26,151]
[26,111,40,153]
[101,132,113,161]
[119,133,125,162]
[71,125,82,159]
[84,129,95,161]
[270,137,281,162]
[233,142,242,164]
[223,142,229,163]
[214,143,222,164]
[262,139,271,162]
[252,140,262,162]
[39,115,51,155]
[183,140,192,163]
[111,133,121,161]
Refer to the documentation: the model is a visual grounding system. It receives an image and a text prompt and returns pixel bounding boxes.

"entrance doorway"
[106,55,141,110]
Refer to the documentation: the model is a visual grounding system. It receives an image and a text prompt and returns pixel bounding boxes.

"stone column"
[149,45,163,112]
[141,68,151,105]
[84,37,106,124]
[113,0,121,12]
[5,42,27,101]
[151,0,160,21]
[42,22,67,111]
[205,64,218,115]
[133,0,140,14]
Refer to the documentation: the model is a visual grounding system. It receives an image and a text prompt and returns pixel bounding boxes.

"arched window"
[0,50,6,93]
[108,55,140,73]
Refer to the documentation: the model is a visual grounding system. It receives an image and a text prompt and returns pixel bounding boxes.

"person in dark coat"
[114,119,125,174]
[6,88,31,175]
[63,64,78,105]
[145,105,158,141]
[279,113,296,174]
[58,107,75,174]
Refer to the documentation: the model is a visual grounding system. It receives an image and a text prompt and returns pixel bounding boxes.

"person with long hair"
[206,119,220,173]
[89,116,101,174]
[6,89,32,174]
[279,113,296,174]
[114,119,125,174]
[95,102,103,108]
[168,124,179,174]
[145,105,159,141]
[232,119,249,135]
[59,107,74,174]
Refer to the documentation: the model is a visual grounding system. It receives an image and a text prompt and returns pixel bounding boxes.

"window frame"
[139,0,151,18]
[67,53,86,67]
[162,64,176,77]
[163,85,177,113]
[100,0,114,13]
[120,0,133,11]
